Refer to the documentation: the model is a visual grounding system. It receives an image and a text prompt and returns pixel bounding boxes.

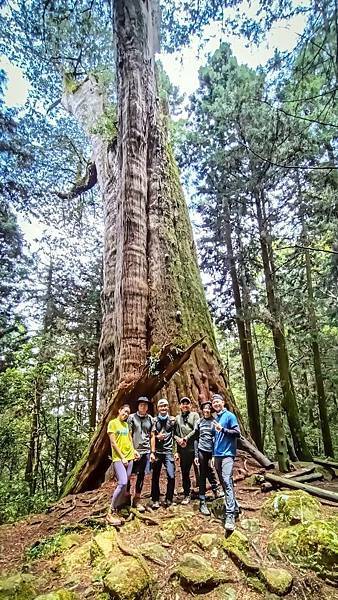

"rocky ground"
[0,452,337,600]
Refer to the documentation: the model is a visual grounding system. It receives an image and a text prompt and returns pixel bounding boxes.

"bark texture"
[98,0,238,418]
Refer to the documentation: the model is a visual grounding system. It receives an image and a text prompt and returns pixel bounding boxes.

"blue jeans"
[214,456,237,516]
[151,453,175,502]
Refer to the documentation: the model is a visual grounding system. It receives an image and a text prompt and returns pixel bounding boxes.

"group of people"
[106,393,240,533]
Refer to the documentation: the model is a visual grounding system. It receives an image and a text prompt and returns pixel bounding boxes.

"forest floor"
[0,451,337,599]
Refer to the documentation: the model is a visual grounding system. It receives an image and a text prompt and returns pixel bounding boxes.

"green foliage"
[90,105,117,142]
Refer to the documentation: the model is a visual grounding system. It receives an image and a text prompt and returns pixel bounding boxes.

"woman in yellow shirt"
[107,404,139,526]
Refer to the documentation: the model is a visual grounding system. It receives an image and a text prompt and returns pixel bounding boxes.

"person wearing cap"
[191,401,224,515]
[211,393,241,532]
[174,396,200,504]
[127,396,153,512]
[150,398,176,508]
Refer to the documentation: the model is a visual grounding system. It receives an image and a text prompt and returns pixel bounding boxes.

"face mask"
[158,413,168,420]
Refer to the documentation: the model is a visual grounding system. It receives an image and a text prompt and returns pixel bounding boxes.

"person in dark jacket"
[127,396,153,512]
[212,393,241,532]
[150,398,176,508]
[174,396,200,504]
[192,401,224,515]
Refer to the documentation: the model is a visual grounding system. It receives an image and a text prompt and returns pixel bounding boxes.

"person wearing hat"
[174,396,200,504]
[127,396,153,512]
[211,393,241,532]
[192,401,224,515]
[150,398,176,508]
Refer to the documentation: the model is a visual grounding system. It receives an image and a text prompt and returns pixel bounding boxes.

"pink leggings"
[111,460,133,509]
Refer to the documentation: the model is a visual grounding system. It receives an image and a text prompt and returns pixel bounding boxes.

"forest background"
[0,0,337,523]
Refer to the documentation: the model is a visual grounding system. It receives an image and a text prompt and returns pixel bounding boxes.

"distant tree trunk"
[89,319,100,430]
[272,410,290,472]
[62,0,242,427]
[25,260,56,494]
[223,198,262,448]
[305,247,334,457]
[254,191,311,460]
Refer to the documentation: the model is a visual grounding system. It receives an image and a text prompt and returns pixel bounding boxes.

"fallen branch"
[313,458,338,471]
[284,466,315,479]
[293,472,323,484]
[238,437,274,469]
[264,473,338,503]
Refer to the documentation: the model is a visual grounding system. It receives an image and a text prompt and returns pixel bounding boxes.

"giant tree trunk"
[305,247,334,457]
[254,191,311,461]
[63,0,240,421]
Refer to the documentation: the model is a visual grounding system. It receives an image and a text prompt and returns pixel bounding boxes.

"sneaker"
[214,488,225,499]
[224,514,235,532]
[152,501,160,509]
[163,500,177,508]
[199,502,211,516]
[181,496,191,505]
[132,496,146,513]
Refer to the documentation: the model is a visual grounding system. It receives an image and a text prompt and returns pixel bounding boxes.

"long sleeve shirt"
[213,409,240,458]
[192,417,215,457]
[175,411,200,452]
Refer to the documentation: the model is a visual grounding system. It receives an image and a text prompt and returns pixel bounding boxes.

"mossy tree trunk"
[61,0,247,493]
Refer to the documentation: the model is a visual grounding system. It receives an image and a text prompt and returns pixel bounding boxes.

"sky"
[1,9,308,107]
[0,4,308,250]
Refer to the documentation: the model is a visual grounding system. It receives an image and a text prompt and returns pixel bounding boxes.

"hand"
[181,438,187,448]
[122,458,128,466]
[157,431,165,441]
[194,457,199,466]
[214,422,222,432]
[134,451,140,461]
[211,457,215,468]
[150,452,156,463]
[176,437,184,447]
[174,452,180,462]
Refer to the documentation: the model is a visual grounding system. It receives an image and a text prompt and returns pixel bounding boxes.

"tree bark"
[304,247,334,457]
[223,199,262,449]
[254,191,311,460]
[271,410,290,473]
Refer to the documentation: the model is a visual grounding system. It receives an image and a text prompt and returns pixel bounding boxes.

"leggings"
[111,460,133,509]
[198,449,218,500]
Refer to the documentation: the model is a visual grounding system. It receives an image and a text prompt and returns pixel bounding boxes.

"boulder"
[90,529,117,562]
[0,573,36,600]
[222,531,259,573]
[34,590,77,600]
[263,490,320,525]
[103,557,152,600]
[137,543,170,563]
[159,516,191,544]
[172,552,230,591]
[193,533,220,551]
[215,586,237,599]
[61,541,91,575]
[260,568,293,596]
[57,533,83,552]
[268,517,338,579]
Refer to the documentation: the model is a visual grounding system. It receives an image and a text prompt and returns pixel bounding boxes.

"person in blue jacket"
[211,393,241,532]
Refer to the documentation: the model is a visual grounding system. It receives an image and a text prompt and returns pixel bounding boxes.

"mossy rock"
[268,517,338,579]
[262,490,321,524]
[246,575,266,594]
[57,533,83,552]
[90,529,117,562]
[103,557,152,600]
[215,586,237,600]
[61,541,91,574]
[34,590,77,600]
[260,568,293,596]
[193,533,220,551]
[159,516,191,544]
[222,531,259,574]
[240,518,260,533]
[0,573,36,600]
[137,543,170,563]
[172,552,229,591]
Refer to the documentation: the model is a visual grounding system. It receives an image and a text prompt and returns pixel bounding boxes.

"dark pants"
[127,453,148,495]
[198,449,218,500]
[179,449,195,497]
[151,453,175,502]
[214,456,237,516]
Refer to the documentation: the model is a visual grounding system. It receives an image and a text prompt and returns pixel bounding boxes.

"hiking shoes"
[152,501,160,509]
[214,488,225,499]
[199,502,211,516]
[181,496,191,505]
[224,514,235,532]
